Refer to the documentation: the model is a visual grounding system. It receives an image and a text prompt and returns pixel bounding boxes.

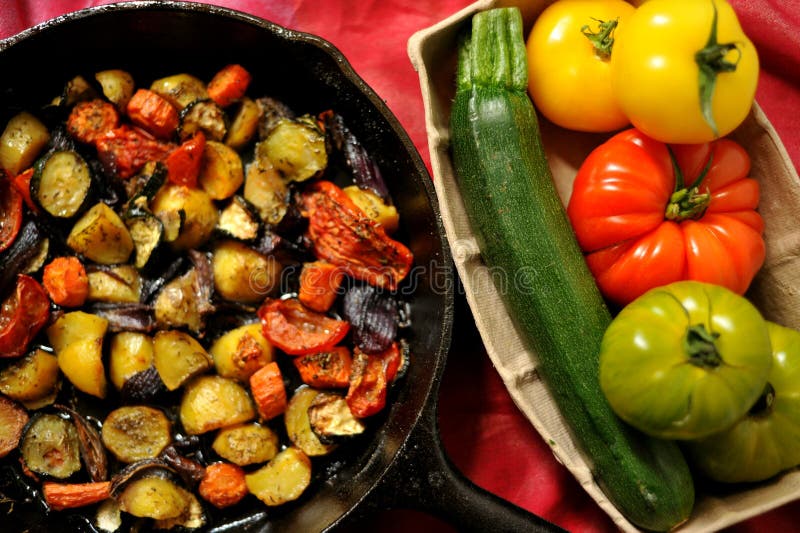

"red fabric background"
[2,1,798,531]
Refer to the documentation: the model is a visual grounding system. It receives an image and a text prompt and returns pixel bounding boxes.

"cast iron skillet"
[0,3,563,531]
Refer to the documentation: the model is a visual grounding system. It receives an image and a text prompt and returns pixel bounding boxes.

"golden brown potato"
[245,447,312,506]
[150,184,218,251]
[343,185,400,234]
[212,423,279,466]
[198,141,244,200]
[149,73,208,110]
[0,111,50,175]
[102,406,172,463]
[257,118,327,183]
[87,265,142,303]
[209,323,274,382]
[0,348,60,403]
[243,160,288,225]
[95,69,135,110]
[153,267,205,333]
[224,97,261,150]
[117,476,192,520]
[46,310,109,352]
[46,311,108,399]
[212,240,281,303]
[67,202,134,264]
[285,387,337,457]
[109,332,154,391]
[153,330,213,391]
[180,375,256,435]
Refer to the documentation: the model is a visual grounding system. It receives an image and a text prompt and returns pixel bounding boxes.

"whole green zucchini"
[450,8,694,531]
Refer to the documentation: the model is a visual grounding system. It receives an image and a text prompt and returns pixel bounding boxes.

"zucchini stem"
[685,324,722,368]
[581,18,619,60]
[695,0,741,137]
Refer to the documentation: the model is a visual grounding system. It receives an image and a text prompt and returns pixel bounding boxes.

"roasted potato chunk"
[149,73,208,110]
[245,447,312,506]
[209,323,274,382]
[225,97,261,150]
[243,160,288,225]
[95,69,135,110]
[0,348,60,403]
[153,266,207,333]
[199,141,244,200]
[257,117,327,183]
[87,265,142,303]
[212,423,279,466]
[109,332,154,391]
[343,185,399,234]
[0,111,50,175]
[153,330,213,391]
[47,311,108,399]
[150,184,218,251]
[0,395,29,459]
[212,239,281,303]
[180,375,256,435]
[67,202,134,264]
[117,476,192,520]
[102,406,172,463]
[285,387,337,457]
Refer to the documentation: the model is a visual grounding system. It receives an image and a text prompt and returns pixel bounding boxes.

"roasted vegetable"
[199,140,244,199]
[47,311,108,398]
[450,9,693,530]
[179,99,227,141]
[258,298,350,356]
[225,97,261,150]
[109,332,154,391]
[198,462,248,509]
[257,116,326,183]
[1,172,24,253]
[342,185,399,234]
[43,257,89,308]
[153,330,213,391]
[0,111,50,176]
[209,323,274,382]
[342,283,398,354]
[67,202,134,264]
[212,239,280,303]
[125,211,164,269]
[249,361,287,422]
[298,261,344,313]
[116,471,193,520]
[308,391,366,442]
[102,406,172,463]
[66,99,120,145]
[87,264,142,303]
[31,150,92,219]
[150,183,218,251]
[285,387,337,456]
[165,132,206,187]
[94,69,135,110]
[0,275,50,358]
[180,375,256,435]
[43,480,111,511]
[216,195,260,241]
[293,347,352,389]
[20,413,81,479]
[207,64,251,108]
[149,73,209,110]
[244,447,312,506]
[127,88,179,140]
[0,348,60,405]
[243,158,289,225]
[346,349,388,418]
[0,395,29,458]
[212,423,279,466]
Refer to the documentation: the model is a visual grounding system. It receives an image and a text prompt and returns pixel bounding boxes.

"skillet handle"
[356,404,566,533]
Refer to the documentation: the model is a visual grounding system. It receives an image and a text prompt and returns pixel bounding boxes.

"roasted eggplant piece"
[0,111,50,176]
[20,412,81,479]
[179,99,227,141]
[256,116,327,183]
[285,387,337,457]
[31,150,93,218]
[0,348,60,406]
[154,250,214,334]
[256,96,294,139]
[0,219,47,296]
[86,302,156,333]
[244,447,312,507]
[0,395,29,458]
[209,323,273,382]
[225,96,261,150]
[216,195,260,241]
[308,391,366,443]
[119,367,168,405]
[212,423,279,466]
[342,283,399,354]
[102,406,172,463]
[211,239,280,304]
[152,330,213,391]
[179,375,256,435]
[57,405,108,482]
[67,202,134,264]
[87,264,142,303]
[94,69,135,111]
[243,159,289,226]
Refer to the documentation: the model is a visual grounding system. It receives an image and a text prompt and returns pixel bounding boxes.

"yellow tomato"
[610,0,759,143]
[526,0,635,132]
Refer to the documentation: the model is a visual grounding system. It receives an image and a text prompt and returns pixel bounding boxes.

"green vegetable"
[449,7,694,531]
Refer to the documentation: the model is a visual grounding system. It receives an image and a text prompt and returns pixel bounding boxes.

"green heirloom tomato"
[685,321,800,483]
[600,281,771,440]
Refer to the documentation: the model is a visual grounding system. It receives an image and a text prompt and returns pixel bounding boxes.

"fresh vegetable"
[567,128,764,306]
[198,462,248,508]
[301,180,413,290]
[600,281,772,439]
[610,0,759,143]
[685,321,800,483]
[43,481,112,511]
[258,298,350,356]
[525,0,634,132]
[42,256,90,307]
[0,172,23,252]
[127,88,180,140]
[298,261,345,312]
[66,99,120,144]
[249,361,288,421]
[450,8,693,530]
[0,275,50,358]
[208,64,252,108]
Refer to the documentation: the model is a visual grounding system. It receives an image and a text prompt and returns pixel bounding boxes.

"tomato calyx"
[695,1,743,137]
[685,324,722,369]
[665,148,713,221]
[581,18,619,60]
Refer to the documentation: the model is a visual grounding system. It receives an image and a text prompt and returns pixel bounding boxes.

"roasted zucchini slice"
[179,99,227,141]
[285,387,337,457]
[102,406,172,463]
[32,150,92,218]
[256,116,327,183]
[20,413,82,479]
[308,391,367,443]
[216,195,260,241]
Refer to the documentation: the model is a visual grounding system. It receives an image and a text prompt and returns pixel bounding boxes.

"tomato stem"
[695,0,741,138]
[684,324,722,368]
[665,147,713,221]
[581,18,619,60]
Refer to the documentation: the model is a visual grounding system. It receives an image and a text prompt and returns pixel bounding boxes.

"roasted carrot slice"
[165,131,206,187]
[198,462,248,509]
[127,88,179,139]
[66,99,120,144]
[207,64,252,108]
[293,346,353,389]
[249,361,287,421]
[42,481,111,511]
[298,261,345,313]
[42,256,89,308]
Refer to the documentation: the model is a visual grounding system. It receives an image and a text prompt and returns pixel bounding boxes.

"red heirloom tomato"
[0,275,51,358]
[258,298,350,356]
[567,128,764,306]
